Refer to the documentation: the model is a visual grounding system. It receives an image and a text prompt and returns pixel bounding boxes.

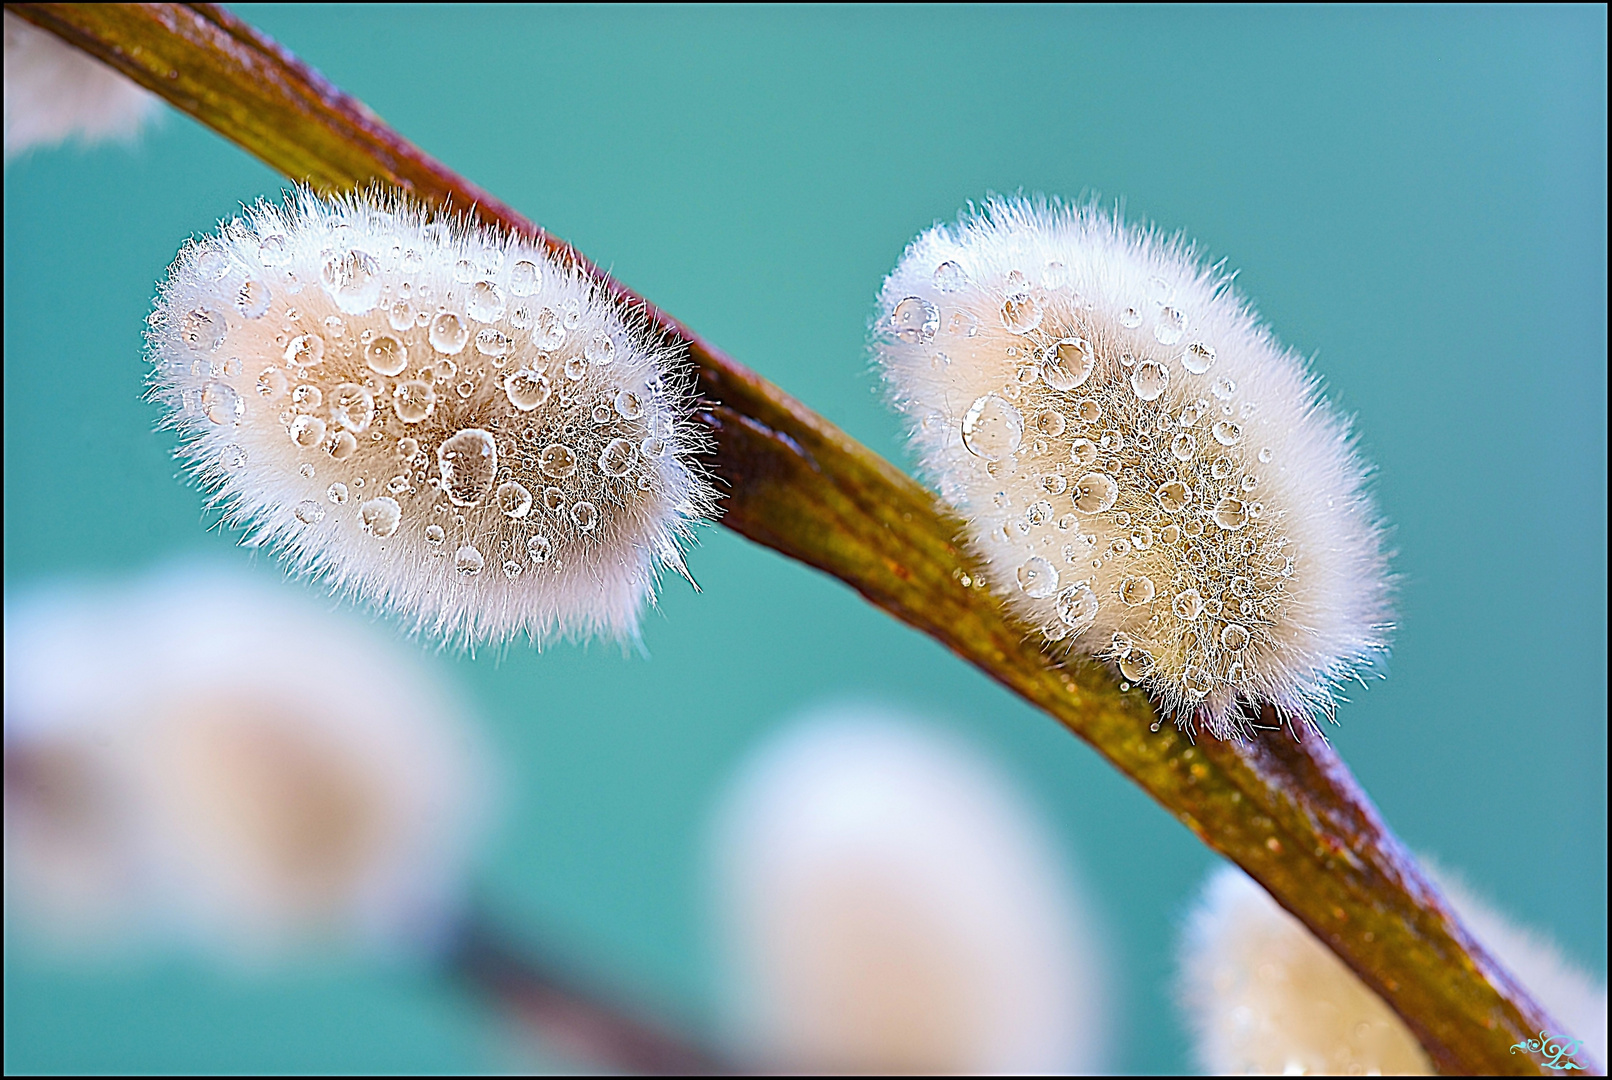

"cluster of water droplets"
[149,191,709,641]
[887,260,1294,727]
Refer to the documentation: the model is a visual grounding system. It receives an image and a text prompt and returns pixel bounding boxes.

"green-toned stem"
[9,6,1587,1074]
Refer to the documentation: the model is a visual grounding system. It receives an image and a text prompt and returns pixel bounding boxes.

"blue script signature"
[1510,1030,1585,1072]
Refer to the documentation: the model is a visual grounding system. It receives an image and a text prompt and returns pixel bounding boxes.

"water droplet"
[1131,525,1155,550]
[563,356,586,381]
[585,333,616,365]
[475,328,513,357]
[1155,306,1185,345]
[1213,420,1243,446]
[320,482,347,506]
[1057,583,1099,627]
[945,309,978,338]
[284,332,325,368]
[258,234,289,265]
[1156,481,1192,512]
[467,280,505,322]
[1119,649,1156,681]
[359,496,401,538]
[639,436,667,459]
[435,429,498,507]
[216,444,246,471]
[1073,472,1119,513]
[531,307,566,350]
[319,249,381,314]
[1040,472,1069,495]
[1074,398,1101,423]
[1070,439,1098,468]
[501,367,552,412]
[327,429,358,460]
[362,334,408,376]
[292,499,325,524]
[292,385,322,410]
[1183,342,1217,375]
[428,311,469,355]
[1213,496,1249,531]
[890,296,940,344]
[380,298,411,333]
[1173,588,1204,620]
[1042,338,1095,391]
[394,381,437,423]
[961,395,1024,460]
[1130,360,1170,401]
[433,358,458,382]
[1211,377,1236,401]
[200,380,241,425]
[1018,556,1059,598]
[540,443,579,479]
[454,544,485,577]
[526,534,553,563]
[1026,500,1054,526]
[571,501,598,531]
[288,414,326,449]
[1001,294,1043,334]
[1118,306,1143,329]
[256,367,288,400]
[332,383,374,432]
[420,524,445,547]
[928,260,967,293]
[606,390,642,421]
[1241,474,1259,493]
[1120,575,1156,606]
[1171,433,1197,461]
[490,480,533,519]
[1030,409,1067,439]
[598,437,637,476]
[1221,623,1250,650]
[510,260,540,296]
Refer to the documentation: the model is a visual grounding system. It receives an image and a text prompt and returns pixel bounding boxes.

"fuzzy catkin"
[3,566,488,958]
[874,198,1391,735]
[148,189,713,645]
[1178,864,1608,1075]
[3,11,158,159]
[709,709,1106,1074]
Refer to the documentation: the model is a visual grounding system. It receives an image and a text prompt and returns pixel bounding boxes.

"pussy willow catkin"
[149,190,713,644]
[875,198,1390,736]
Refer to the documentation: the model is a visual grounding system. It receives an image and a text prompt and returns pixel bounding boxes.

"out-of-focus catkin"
[148,189,713,645]
[874,198,1391,735]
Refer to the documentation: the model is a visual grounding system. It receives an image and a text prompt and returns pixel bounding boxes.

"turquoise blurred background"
[4,4,1605,1073]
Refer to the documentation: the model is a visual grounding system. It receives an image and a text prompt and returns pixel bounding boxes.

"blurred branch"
[6,5,1590,1074]
[448,915,731,1075]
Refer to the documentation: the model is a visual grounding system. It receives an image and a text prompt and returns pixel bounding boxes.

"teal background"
[4,4,1606,1073]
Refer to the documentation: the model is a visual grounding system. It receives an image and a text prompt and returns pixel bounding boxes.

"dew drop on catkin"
[873,198,1391,736]
[148,189,714,645]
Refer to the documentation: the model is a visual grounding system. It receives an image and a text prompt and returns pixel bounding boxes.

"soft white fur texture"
[874,198,1391,736]
[3,11,158,159]
[3,565,490,959]
[148,189,713,646]
[708,708,1107,1073]
[1178,864,1608,1075]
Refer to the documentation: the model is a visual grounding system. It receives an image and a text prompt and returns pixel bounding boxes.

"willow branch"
[8,5,1589,1074]
[448,915,731,1075]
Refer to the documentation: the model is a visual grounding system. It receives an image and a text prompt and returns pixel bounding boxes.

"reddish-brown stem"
[7,5,1593,1074]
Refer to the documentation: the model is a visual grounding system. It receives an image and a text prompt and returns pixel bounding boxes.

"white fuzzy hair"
[147,189,714,647]
[1178,864,1608,1075]
[3,11,158,159]
[873,197,1392,736]
[708,707,1108,1073]
[2,564,490,959]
